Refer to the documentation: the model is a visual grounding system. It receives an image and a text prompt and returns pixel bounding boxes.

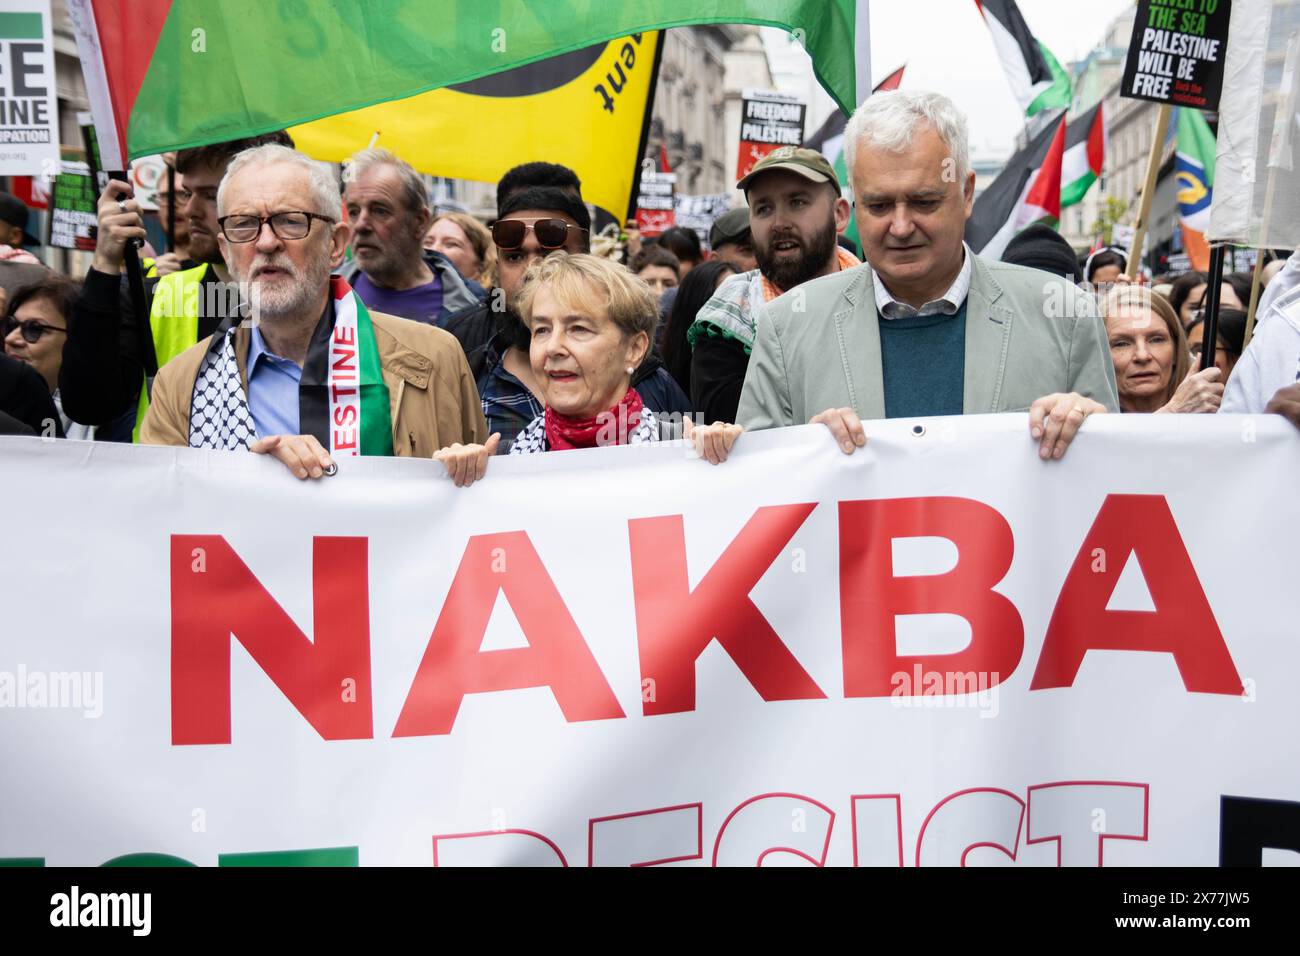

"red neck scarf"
[545,388,645,451]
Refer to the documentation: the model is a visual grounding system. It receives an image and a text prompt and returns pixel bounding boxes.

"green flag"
[1026,41,1072,116]
[78,0,864,160]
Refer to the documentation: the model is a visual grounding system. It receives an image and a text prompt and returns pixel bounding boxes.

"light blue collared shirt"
[871,243,974,319]
[246,325,302,439]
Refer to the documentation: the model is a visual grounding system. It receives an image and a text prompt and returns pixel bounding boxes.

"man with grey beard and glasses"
[687,146,858,424]
[139,144,485,478]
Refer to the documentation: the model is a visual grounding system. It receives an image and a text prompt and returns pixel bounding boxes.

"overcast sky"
[765,0,1139,158]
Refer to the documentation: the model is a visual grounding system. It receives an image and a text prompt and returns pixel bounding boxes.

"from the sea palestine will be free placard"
[1120,0,1232,109]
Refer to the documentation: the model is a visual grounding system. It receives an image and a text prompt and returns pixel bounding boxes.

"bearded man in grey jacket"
[737,90,1118,461]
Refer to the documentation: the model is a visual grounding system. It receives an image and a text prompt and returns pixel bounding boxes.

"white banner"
[0,0,59,177]
[2,416,1299,867]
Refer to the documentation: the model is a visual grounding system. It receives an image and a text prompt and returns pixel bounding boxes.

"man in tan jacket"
[141,144,485,478]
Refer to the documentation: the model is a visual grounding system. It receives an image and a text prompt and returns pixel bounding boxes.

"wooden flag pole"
[1245,245,1266,347]
[1243,168,1279,348]
[1126,104,1173,279]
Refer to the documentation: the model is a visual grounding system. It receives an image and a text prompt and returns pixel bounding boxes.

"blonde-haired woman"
[433,253,740,485]
[1102,285,1222,414]
[425,212,496,287]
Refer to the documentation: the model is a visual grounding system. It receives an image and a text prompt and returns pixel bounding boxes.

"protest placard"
[635,170,676,236]
[736,89,806,182]
[0,0,59,176]
[44,160,97,251]
[1120,0,1232,109]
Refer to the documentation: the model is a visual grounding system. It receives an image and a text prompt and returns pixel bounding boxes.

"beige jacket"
[140,310,487,456]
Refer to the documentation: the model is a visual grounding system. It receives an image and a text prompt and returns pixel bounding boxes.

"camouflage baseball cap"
[736,146,840,192]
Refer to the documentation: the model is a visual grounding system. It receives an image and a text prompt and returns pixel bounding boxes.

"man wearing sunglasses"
[138,144,485,478]
[443,181,689,452]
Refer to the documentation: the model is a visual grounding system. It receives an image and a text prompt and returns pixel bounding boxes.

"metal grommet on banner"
[911,424,926,437]
[323,462,338,477]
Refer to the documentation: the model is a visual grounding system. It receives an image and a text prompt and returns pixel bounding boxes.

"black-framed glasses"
[491,218,587,250]
[3,315,66,344]
[217,211,335,243]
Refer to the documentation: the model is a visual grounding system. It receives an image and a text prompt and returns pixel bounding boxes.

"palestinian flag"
[805,64,905,247]
[1175,107,1216,271]
[974,0,1071,117]
[966,112,1067,259]
[1060,101,1105,208]
[66,0,866,172]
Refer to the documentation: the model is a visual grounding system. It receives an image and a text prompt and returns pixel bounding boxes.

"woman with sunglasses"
[3,274,92,439]
[433,253,742,486]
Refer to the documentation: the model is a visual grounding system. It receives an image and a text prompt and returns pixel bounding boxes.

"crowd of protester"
[4,89,1300,480]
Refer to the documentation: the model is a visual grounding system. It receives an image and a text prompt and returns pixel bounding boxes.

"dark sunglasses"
[3,315,66,344]
[491,218,587,251]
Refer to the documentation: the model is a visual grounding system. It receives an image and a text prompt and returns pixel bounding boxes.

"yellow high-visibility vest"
[131,263,208,441]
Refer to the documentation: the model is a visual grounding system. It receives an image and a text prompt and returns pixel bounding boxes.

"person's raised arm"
[59,181,149,426]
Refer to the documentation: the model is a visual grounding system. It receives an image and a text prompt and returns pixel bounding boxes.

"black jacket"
[59,264,229,427]
[441,296,499,381]
[689,333,749,425]
[0,354,62,437]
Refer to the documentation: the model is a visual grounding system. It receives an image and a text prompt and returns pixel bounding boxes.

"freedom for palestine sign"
[1121,0,1232,109]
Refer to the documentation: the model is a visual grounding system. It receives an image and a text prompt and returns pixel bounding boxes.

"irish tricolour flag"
[974,0,1071,117]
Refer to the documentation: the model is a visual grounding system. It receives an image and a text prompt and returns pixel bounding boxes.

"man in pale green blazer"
[737,90,1119,462]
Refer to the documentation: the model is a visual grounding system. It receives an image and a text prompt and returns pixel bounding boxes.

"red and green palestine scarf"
[189,277,393,456]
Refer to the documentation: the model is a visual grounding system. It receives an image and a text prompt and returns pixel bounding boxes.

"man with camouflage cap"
[688,146,856,423]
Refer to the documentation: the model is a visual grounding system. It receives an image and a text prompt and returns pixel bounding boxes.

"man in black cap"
[1001,223,1083,285]
[688,146,856,424]
[709,207,758,274]
[0,191,40,252]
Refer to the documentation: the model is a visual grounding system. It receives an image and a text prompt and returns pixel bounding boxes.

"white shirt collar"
[871,243,973,319]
